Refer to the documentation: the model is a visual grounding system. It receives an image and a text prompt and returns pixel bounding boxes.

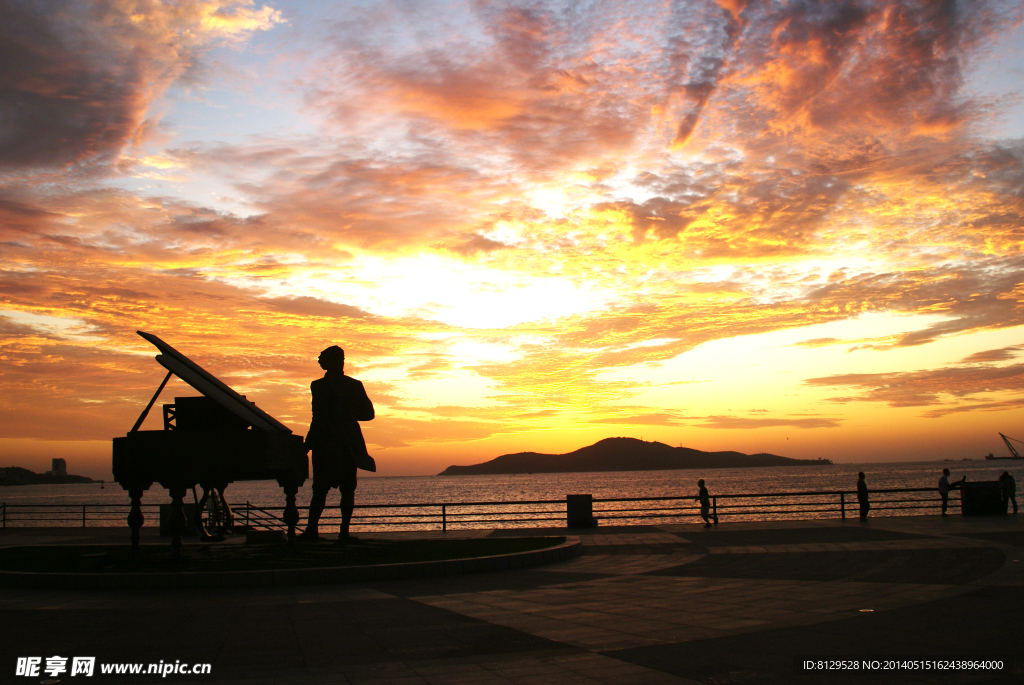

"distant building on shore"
[1,465,93,486]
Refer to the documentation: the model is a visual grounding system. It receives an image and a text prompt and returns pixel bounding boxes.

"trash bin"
[566,494,597,528]
[960,481,1007,515]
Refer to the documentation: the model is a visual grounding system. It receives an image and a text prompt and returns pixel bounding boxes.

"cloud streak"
[0,0,283,174]
[806,360,1024,409]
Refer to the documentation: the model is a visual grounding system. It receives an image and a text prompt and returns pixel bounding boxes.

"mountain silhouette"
[1,466,95,485]
[438,437,831,475]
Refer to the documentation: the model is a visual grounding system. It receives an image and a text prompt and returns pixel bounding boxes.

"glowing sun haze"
[3,0,1024,478]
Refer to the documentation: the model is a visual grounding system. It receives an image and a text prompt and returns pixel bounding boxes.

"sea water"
[2,459,1019,529]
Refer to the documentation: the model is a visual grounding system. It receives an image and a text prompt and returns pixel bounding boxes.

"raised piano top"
[137,331,293,434]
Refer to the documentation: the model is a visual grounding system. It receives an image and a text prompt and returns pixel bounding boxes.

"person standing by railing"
[696,479,715,528]
[938,468,965,516]
[857,472,869,520]
[999,471,1017,514]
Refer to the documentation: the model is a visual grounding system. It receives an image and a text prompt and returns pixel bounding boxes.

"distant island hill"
[438,437,832,476]
[1,459,95,486]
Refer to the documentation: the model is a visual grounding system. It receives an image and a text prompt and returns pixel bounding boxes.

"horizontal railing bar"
[837,503,944,508]
[311,515,566,523]
[710,503,947,511]
[237,499,950,509]
[0,504,131,508]
[427,517,565,524]
[715,496,956,505]
[240,505,505,510]
[354,500,564,509]
[598,508,844,517]
[595,488,950,502]
[309,512,561,519]
[235,505,565,509]
[438,510,562,516]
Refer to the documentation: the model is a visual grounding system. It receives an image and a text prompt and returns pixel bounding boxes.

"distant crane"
[986,433,1024,460]
[1002,433,1024,459]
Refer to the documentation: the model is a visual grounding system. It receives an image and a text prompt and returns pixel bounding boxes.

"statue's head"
[318,345,345,371]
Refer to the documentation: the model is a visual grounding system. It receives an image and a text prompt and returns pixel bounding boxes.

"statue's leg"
[340,489,354,539]
[338,466,357,543]
[300,486,327,539]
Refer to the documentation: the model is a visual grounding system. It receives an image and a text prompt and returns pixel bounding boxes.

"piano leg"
[282,483,299,545]
[168,487,188,558]
[128,486,146,552]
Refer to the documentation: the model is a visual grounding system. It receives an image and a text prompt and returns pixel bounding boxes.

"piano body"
[113,331,308,550]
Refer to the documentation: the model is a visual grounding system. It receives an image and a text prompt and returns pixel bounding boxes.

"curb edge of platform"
[0,538,583,590]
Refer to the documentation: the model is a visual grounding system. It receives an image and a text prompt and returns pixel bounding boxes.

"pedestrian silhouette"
[696,479,715,527]
[938,468,966,516]
[999,471,1018,514]
[298,345,375,544]
[857,472,869,520]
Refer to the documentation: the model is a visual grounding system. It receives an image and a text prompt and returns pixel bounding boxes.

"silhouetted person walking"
[999,471,1017,514]
[696,479,715,527]
[938,468,965,516]
[299,345,375,544]
[857,472,869,520]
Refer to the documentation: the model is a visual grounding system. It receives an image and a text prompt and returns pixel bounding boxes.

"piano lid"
[137,331,292,434]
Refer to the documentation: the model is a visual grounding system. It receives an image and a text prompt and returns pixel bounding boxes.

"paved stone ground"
[1,515,1022,684]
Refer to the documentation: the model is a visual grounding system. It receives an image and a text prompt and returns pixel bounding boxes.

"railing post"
[246,501,250,530]
[82,504,87,528]
[2,503,5,528]
[840,493,846,519]
[712,496,718,523]
[442,504,447,532]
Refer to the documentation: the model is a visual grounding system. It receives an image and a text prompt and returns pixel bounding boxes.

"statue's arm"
[353,380,375,422]
[305,381,322,448]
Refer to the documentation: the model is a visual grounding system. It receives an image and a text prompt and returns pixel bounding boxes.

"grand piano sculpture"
[112,331,308,552]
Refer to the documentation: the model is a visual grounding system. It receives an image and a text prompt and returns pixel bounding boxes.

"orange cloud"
[806,362,1024,408]
[696,415,842,429]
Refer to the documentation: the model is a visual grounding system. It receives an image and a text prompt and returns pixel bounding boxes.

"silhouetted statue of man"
[857,472,869,520]
[299,345,375,544]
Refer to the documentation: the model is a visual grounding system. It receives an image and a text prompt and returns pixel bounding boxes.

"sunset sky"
[3,0,1024,479]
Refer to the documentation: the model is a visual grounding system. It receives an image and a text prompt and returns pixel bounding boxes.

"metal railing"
[0,503,164,528]
[592,488,959,524]
[238,501,288,531]
[0,488,964,530]
[231,499,566,532]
